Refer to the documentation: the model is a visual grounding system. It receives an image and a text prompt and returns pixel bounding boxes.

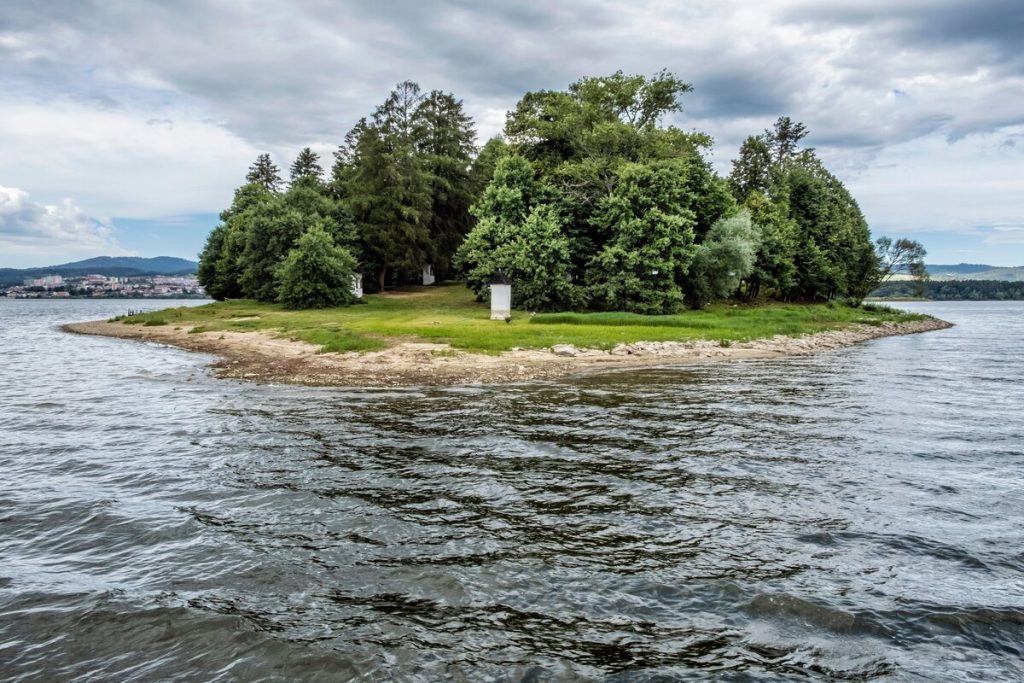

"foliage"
[873,279,1024,300]
[276,223,358,309]
[585,162,698,313]
[850,237,928,302]
[455,157,575,310]
[412,89,477,280]
[729,136,772,200]
[685,210,761,308]
[289,147,323,182]
[246,153,283,192]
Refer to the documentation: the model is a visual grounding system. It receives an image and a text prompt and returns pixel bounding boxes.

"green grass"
[119,283,926,354]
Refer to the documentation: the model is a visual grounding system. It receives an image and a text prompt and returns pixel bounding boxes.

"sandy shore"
[61,316,953,387]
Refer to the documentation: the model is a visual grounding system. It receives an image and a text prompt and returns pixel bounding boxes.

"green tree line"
[874,280,1024,300]
[199,71,923,310]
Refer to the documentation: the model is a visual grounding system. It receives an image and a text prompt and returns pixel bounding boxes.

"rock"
[551,344,579,357]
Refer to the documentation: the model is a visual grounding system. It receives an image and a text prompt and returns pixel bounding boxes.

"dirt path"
[62,317,953,387]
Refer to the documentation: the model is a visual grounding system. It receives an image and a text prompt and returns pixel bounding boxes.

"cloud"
[0,185,130,266]
[0,0,1022,263]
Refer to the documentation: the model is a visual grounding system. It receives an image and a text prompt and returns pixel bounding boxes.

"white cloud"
[0,0,1022,263]
[0,185,130,266]
[0,98,259,219]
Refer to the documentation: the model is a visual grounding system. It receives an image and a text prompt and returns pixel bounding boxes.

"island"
[63,284,949,386]
[64,71,951,385]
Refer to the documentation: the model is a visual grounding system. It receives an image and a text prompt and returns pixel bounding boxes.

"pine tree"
[412,90,477,280]
[246,153,283,192]
[342,83,434,290]
[289,147,323,182]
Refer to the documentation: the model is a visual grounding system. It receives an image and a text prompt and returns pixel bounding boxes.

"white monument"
[489,271,512,320]
[351,273,363,299]
[422,264,435,286]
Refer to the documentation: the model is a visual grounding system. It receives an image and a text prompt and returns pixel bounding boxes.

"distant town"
[3,273,207,299]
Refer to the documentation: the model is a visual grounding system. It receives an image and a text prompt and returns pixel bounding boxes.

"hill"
[926,264,1024,282]
[0,256,198,287]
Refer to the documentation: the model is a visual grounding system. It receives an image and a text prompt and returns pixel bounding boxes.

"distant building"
[23,274,63,288]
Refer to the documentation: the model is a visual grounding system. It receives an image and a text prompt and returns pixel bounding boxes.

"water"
[1,299,1021,681]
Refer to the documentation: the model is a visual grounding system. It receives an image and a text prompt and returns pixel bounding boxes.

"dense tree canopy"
[199,72,925,312]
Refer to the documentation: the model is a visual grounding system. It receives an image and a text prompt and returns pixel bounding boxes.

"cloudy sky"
[2,0,1022,267]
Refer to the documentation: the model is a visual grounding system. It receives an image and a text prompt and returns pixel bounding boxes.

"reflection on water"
[1,300,1022,681]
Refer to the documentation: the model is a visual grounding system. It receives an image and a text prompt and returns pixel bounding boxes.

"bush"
[276,223,358,309]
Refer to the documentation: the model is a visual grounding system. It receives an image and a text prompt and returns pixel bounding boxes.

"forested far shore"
[198,71,926,311]
[873,280,1024,301]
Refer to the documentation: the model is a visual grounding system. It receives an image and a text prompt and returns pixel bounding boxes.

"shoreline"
[62,316,953,387]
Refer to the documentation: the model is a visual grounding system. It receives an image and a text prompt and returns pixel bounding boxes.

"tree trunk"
[377,266,387,292]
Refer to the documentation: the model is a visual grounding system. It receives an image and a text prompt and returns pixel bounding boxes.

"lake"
[1,299,1021,681]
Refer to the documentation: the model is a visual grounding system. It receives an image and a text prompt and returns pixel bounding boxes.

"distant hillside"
[0,256,198,286]
[49,256,198,274]
[925,264,1024,282]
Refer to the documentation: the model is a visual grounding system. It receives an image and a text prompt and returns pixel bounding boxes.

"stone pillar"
[488,271,512,320]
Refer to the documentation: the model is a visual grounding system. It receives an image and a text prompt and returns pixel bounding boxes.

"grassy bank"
[111,283,927,354]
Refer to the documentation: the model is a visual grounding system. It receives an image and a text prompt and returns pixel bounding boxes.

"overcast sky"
[2,0,1022,267]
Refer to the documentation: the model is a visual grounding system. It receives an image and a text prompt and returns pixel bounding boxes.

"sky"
[1,0,1022,268]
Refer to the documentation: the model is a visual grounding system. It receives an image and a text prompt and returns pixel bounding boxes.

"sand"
[61,316,953,387]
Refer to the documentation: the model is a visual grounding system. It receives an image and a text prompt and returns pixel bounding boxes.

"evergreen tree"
[276,223,358,309]
[729,135,773,200]
[290,147,323,182]
[765,116,810,166]
[246,153,283,192]
[345,120,432,290]
[412,90,478,280]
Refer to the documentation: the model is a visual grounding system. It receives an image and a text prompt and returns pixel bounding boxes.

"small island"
[64,284,949,386]
[66,71,950,385]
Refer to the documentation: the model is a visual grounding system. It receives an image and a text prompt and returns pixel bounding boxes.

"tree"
[455,155,552,296]
[290,147,323,182]
[238,202,307,301]
[197,183,273,300]
[765,116,810,166]
[729,135,773,200]
[246,153,283,192]
[783,159,874,301]
[849,237,928,303]
[345,122,432,290]
[456,205,576,311]
[469,137,508,195]
[585,161,698,313]
[412,90,477,279]
[276,223,358,309]
[685,210,761,308]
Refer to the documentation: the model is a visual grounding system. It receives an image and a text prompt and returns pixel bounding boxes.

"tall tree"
[729,135,773,200]
[290,147,323,182]
[765,116,810,166]
[345,121,432,290]
[246,153,283,192]
[412,90,478,280]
